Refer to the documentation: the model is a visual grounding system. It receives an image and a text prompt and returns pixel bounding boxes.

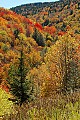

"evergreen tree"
[32,28,45,47]
[7,49,34,106]
[63,60,79,93]
[14,29,19,39]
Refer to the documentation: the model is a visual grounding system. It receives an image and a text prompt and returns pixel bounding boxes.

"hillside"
[0,0,80,99]
[10,0,80,23]
[0,7,58,93]
[10,0,80,35]
[10,0,80,16]
[0,0,80,119]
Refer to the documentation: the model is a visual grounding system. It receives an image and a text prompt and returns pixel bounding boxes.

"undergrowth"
[0,88,13,118]
[1,91,80,120]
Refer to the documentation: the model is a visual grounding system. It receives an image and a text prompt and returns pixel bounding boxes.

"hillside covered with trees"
[0,0,80,119]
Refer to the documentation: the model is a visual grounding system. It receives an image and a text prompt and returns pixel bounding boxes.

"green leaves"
[7,50,35,106]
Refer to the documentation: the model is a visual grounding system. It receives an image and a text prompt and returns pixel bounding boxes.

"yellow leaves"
[14,38,20,46]
[18,33,27,42]
[26,37,37,46]
[0,88,13,116]
[5,50,19,64]
[42,33,79,96]
[26,50,41,68]
[29,63,50,96]
[46,40,52,47]
[38,63,50,81]
[0,52,4,63]
[28,62,61,97]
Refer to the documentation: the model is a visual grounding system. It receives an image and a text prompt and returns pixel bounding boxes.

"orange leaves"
[40,12,48,15]
[66,25,71,30]
[0,81,9,92]
[26,26,34,37]
[4,63,10,68]
[0,17,8,26]
[0,63,10,88]
[58,31,66,36]
[0,49,4,54]
[78,46,80,50]
[13,24,18,29]
[44,26,56,35]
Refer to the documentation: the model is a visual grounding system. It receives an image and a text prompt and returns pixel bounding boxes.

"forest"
[0,0,80,119]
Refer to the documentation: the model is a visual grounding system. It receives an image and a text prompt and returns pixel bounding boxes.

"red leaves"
[0,12,5,17]
[34,23,43,30]
[13,24,23,33]
[7,24,11,28]
[25,18,33,24]
[23,17,33,25]
[18,27,23,33]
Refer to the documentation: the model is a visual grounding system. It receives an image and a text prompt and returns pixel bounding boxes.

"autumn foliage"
[0,0,80,99]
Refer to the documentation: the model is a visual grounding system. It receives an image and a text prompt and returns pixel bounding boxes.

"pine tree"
[63,60,79,93]
[32,28,45,47]
[7,49,34,106]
